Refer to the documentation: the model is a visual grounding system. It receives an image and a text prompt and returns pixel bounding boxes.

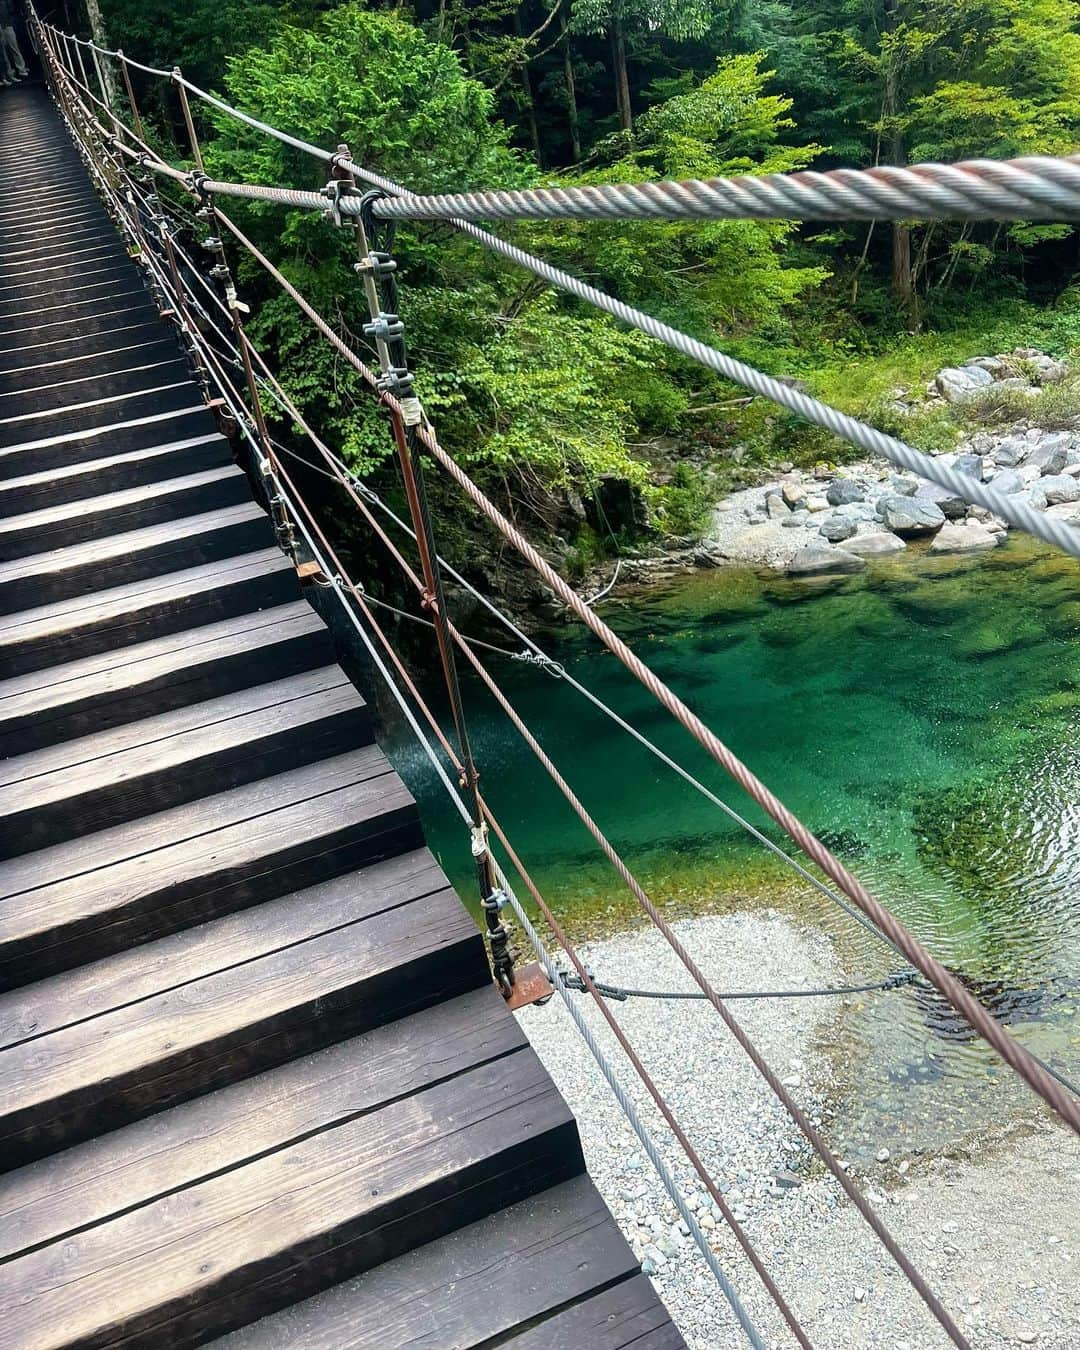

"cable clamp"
[224,283,250,315]
[363,312,405,344]
[376,366,415,400]
[398,395,423,427]
[354,250,397,278]
[511,651,565,679]
[320,177,356,228]
[481,888,508,914]
[470,823,489,859]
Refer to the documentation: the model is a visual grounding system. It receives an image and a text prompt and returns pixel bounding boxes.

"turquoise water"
[376,537,1079,1154]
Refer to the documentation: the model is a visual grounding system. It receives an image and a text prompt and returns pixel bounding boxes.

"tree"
[569,0,727,131]
[793,0,1080,319]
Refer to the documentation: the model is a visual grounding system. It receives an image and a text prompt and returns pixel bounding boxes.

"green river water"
[374,535,1079,1158]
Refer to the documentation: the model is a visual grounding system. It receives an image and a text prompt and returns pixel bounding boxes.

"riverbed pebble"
[516,913,1079,1348]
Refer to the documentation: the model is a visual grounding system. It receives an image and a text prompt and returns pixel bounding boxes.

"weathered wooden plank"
[0,757,419,985]
[0,306,164,363]
[0,377,198,451]
[0,263,145,324]
[506,1277,686,1349]
[0,670,372,859]
[0,499,276,614]
[214,1175,643,1350]
[0,1053,580,1347]
[0,841,442,1044]
[0,601,332,755]
[0,986,523,1264]
[0,432,230,516]
[0,250,133,305]
[0,747,376,901]
[0,664,355,789]
[0,548,301,677]
[0,882,489,1166]
[0,318,175,379]
[0,464,250,561]
[0,404,215,478]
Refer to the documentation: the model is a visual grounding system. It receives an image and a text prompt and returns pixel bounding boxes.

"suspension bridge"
[0,5,1077,1347]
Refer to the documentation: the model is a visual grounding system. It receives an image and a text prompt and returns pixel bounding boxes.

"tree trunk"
[512,8,543,166]
[83,0,119,106]
[882,0,917,328]
[560,10,581,162]
[610,7,632,132]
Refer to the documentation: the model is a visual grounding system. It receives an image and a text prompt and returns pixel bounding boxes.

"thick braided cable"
[329,163,1080,560]
[367,158,1080,224]
[424,222,1080,557]
[66,94,1079,557]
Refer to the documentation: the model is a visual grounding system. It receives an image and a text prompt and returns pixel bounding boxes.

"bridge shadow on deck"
[0,83,683,1349]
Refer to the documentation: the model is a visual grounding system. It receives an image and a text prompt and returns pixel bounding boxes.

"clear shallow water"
[375,536,1079,1156]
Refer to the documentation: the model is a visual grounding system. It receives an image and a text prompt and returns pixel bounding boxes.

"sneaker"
[16,70,28,80]
[0,78,12,88]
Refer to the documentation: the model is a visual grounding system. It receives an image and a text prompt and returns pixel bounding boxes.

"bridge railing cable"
[36,9,1080,1131]
[29,15,1080,1343]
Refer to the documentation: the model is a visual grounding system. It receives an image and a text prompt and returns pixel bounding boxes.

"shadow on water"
[367,532,1079,1156]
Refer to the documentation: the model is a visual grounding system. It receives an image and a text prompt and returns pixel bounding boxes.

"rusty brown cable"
[211,281,964,1343]
[261,464,815,1349]
[210,204,1078,1135]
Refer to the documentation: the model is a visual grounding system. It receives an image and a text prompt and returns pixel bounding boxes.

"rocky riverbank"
[517,913,1079,1349]
[700,349,1080,577]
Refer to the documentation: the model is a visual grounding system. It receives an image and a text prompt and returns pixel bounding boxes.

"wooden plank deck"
[0,82,685,1347]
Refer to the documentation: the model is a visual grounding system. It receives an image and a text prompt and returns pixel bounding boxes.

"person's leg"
[0,36,13,86]
[1,25,26,77]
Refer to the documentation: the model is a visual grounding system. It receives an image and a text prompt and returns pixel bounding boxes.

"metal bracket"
[504,962,555,1012]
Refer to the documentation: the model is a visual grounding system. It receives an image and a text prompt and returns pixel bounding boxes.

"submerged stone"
[928,522,999,554]
[786,544,867,576]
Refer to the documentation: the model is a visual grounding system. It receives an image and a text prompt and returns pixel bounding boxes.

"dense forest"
[63,1,1080,561]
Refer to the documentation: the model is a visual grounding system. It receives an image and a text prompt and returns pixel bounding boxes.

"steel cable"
[364,157,1080,224]
[40,20,1079,556]
[201,202,1079,1128]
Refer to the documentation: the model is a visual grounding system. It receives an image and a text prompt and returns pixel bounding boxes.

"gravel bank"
[516,913,1079,1348]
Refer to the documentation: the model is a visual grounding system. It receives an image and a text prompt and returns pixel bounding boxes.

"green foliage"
[96,0,1080,556]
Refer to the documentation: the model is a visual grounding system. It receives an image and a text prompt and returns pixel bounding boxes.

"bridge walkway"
[0,82,683,1349]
